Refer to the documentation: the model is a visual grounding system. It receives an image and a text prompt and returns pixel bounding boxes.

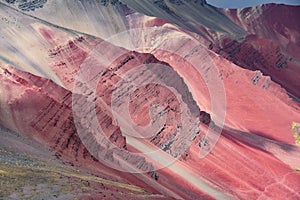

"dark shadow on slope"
[221,126,298,154]
[120,0,247,40]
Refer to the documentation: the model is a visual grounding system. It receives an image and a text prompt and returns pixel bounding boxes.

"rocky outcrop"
[1,1,300,199]
[215,5,300,99]
[0,64,164,196]
[48,35,202,158]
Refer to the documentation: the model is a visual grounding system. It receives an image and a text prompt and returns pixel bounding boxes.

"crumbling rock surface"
[0,1,300,199]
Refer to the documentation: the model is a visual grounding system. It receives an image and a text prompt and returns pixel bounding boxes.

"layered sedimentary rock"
[1,0,300,199]
[217,4,300,99]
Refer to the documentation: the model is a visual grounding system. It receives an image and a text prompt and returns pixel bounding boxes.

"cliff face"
[0,64,141,183]
[0,1,300,199]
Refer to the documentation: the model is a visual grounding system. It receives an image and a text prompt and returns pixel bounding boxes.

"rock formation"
[0,0,300,199]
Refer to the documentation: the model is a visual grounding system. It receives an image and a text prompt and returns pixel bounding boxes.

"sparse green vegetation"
[0,148,150,199]
[292,122,300,145]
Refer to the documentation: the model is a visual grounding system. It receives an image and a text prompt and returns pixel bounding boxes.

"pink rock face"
[0,65,159,192]
[216,5,300,99]
[0,2,300,200]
